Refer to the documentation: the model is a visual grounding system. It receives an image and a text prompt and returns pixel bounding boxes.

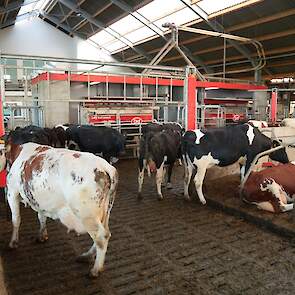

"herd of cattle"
[0,121,294,277]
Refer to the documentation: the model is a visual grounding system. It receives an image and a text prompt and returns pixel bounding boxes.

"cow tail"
[181,137,189,166]
[107,169,119,214]
[94,168,118,215]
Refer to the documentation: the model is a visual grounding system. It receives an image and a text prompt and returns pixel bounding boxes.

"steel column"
[187,74,197,130]
[0,64,5,136]
[270,88,278,123]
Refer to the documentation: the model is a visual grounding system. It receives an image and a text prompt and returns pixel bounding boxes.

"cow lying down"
[242,163,295,213]
[0,139,118,277]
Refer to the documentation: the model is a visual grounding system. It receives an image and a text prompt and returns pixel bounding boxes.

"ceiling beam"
[58,0,150,61]
[163,28,295,63]
[39,12,86,39]
[125,7,295,63]
[237,71,294,81]
[73,2,112,32]
[111,0,210,72]
[180,0,257,68]
[0,0,24,14]
[205,45,295,66]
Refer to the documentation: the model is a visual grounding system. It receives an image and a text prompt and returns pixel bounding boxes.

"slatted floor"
[0,160,294,295]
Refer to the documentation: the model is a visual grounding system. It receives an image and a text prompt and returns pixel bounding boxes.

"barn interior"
[0,1,294,294]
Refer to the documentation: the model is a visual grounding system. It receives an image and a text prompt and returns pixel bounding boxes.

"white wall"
[0,16,130,73]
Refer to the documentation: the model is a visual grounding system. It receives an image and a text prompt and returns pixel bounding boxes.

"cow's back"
[8,143,117,229]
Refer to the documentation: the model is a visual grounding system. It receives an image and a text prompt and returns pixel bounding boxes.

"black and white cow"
[59,125,125,163]
[182,124,289,204]
[138,127,182,200]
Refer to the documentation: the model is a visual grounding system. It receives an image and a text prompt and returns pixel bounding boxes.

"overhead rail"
[177,26,266,76]
[0,53,185,73]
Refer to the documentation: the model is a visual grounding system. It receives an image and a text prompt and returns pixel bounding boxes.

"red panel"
[89,115,116,124]
[271,90,277,123]
[88,114,153,124]
[120,114,153,123]
[196,81,267,90]
[31,72,184,86]
[204,99,249,105]
[187,75,197,130]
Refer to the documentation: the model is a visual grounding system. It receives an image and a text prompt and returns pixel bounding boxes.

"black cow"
[138,128,182,200]
[182,124,289,204]
[142,122,183,138]
[64,125,125,163]
[10,125,67,148]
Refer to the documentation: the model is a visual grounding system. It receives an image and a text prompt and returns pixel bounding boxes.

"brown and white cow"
[0,137,118,277]
[241,162,295,213]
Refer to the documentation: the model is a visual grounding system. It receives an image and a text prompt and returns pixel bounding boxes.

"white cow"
[1,139,118,278]
[281,118,295,128]
[248,120,268,128]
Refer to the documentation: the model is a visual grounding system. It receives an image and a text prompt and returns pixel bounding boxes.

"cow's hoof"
[167,183,173,189]
[9,240,18,249]
[36,235,49,243]
[157,194,163,201]
[184,194,191,201]
[76,255,91,264]
[137,193,143,200]
[200,200,207,205]
[88,268,102,278]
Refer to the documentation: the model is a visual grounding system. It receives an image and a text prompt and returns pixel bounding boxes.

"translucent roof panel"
[90,30,116,46]
[89,0,251,54]
[136,0,183,21]
[18,0,51,17]
[153,7,200,29]
[124,26,155,43]
[198,0,247,15]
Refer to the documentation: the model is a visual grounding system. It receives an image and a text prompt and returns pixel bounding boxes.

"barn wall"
[0,17,132,74]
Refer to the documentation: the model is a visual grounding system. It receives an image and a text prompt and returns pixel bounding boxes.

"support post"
[0,65,5,136]
[270,88,278,123]
[187,74,197,130]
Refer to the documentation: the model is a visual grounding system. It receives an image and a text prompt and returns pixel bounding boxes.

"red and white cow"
[242,163,295,213]
[0,137,118,277]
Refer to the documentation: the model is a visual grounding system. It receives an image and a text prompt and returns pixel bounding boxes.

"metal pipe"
[0,53,185,72]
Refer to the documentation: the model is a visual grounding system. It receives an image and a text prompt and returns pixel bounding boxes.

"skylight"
[17,0,51,18]
[89,0,249,55]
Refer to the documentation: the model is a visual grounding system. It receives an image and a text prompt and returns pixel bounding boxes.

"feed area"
[0,160,294,295]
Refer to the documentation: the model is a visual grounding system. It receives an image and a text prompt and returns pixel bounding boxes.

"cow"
[1,131,118,278]
[138,128,182,200]
[12,125,67,148]
[62,125,125,163]
[242,162,295,213]
[281,118,295,128]
[142,122,183,138]
[182,124,289,205]
[248,120,268,128]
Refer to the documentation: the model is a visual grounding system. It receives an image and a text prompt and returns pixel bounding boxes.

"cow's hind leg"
[7,191,21,248]
[183,156,193,200]
[138,158,145,199]
[193,165,208,205]
[84,220,110,278]
[76,243,96,263]
[36,212,48,243]
[166,163,174,189]
[156,161,165,200]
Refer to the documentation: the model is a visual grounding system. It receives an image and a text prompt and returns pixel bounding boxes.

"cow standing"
[64,125,125,163]
[1,131,118,277]
[138,124,182,200]
[242,163,295,213]
[182,124,289,204]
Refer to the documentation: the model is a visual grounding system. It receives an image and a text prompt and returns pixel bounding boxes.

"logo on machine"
[232,114,240,122]
[131,117,143,124]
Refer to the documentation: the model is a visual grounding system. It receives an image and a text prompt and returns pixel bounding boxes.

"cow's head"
[2,131,24,169]
[269,140,289,164]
